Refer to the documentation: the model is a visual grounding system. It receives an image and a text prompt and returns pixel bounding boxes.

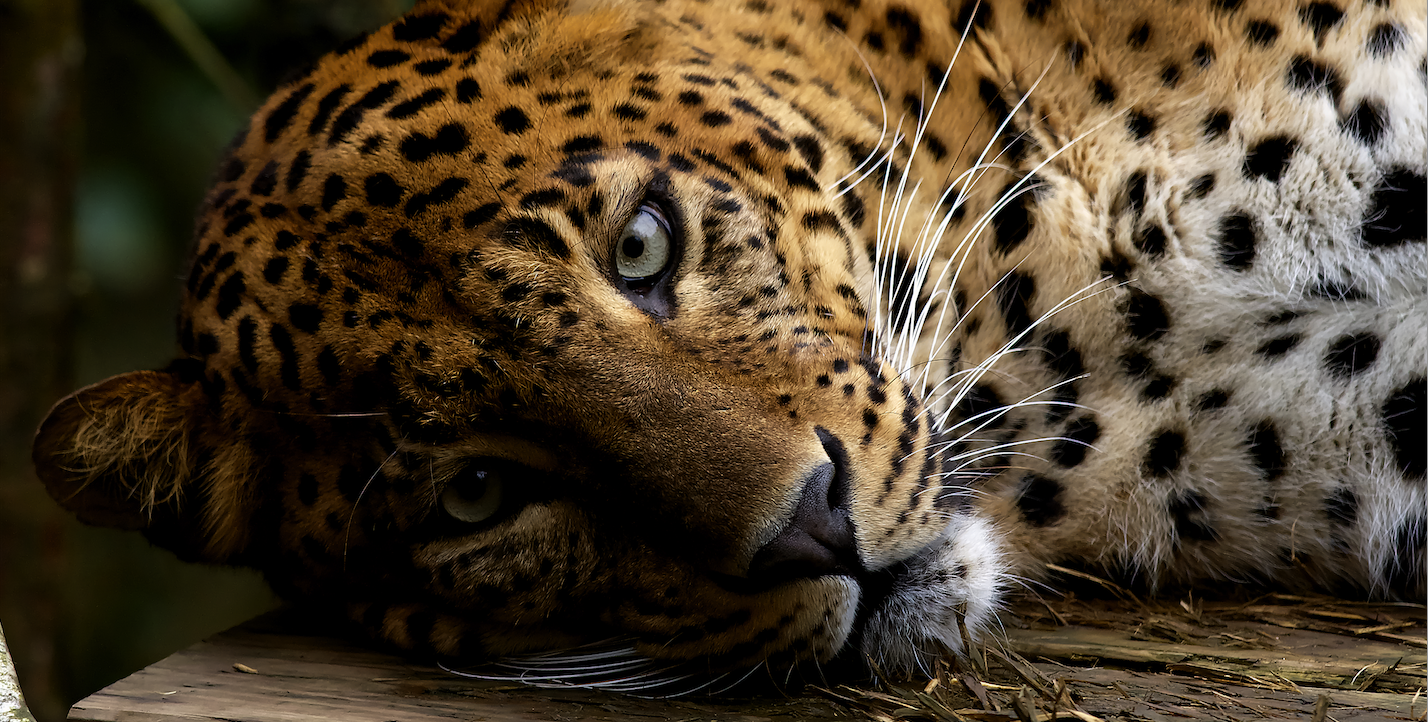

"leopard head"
[34,0,1006,679]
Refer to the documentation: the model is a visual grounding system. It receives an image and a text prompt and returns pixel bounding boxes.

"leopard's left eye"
[441,467,504,524]
[615,202,673,285]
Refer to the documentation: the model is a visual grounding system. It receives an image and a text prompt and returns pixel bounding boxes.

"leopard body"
[34,0,1426,677]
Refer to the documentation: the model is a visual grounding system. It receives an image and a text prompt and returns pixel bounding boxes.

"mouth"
[447,538,983,698]
[804,558,912,674]
[449,578,898,698]
[853,559,913,622]
[852,513,1009,677]
[711,539,948,668]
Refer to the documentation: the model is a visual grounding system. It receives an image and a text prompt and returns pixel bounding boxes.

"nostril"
[748,427,858,582]
[816,426,851,512]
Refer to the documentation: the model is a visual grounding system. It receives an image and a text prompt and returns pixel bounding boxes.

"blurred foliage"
[74,0,411,378]
[8,0,412,718]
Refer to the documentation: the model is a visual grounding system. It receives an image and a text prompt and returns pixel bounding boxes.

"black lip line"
[703,557,905,636]
[820,561,910,676]
[705,568,858,596]
[850,560,907,630]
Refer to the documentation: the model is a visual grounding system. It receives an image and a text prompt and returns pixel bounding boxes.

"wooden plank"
[73,595,1428,722]
[828,660,1422,721]
[1028,664,1421,720]
[1006,626,1422,692]
[69,612,852,722]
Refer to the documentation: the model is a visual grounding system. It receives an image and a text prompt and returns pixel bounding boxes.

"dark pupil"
[459,471,488,500]
[622,236,645,259]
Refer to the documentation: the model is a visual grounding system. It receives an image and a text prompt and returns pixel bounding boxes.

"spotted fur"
[33,0,1425,679]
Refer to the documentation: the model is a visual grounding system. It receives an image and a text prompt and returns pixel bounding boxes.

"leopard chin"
[857,514,1007,674]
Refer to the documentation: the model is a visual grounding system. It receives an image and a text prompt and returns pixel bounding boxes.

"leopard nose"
[748,428,858,582]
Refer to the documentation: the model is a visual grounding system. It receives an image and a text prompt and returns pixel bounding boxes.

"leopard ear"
[32,363,249,562]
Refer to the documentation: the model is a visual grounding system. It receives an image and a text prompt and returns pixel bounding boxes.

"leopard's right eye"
[611,197,680,318]
[615,202,674,288]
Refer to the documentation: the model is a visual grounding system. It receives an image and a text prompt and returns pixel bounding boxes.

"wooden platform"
[72,591,1425,722]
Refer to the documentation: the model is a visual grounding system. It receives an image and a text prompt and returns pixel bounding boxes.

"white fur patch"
[859,513,1006,674]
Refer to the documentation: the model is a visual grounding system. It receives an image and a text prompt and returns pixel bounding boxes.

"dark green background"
[1,1,412,718]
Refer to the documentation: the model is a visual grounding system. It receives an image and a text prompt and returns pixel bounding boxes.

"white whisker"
[829,34,892,195]
[342,446,402,572]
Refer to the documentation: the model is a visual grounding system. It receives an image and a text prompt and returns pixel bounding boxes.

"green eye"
[615,203,673,282]
[441,468,503,524]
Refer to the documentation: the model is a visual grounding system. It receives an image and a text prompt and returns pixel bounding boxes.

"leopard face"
[33,0,1425,681]
[35,0,1007,673]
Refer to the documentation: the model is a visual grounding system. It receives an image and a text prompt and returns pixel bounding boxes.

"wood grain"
[69,611,850,722]
[72,594,1427,722]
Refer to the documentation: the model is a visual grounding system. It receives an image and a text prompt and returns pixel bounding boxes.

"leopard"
[32,0,1425,686]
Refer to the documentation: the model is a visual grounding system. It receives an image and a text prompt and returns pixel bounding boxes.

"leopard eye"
[441,467,504,524]
[615,202,673,285]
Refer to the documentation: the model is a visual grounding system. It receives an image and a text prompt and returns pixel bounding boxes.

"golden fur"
[33,0,1425,678]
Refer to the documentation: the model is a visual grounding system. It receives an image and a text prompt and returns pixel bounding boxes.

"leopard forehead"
[186,1,888,410]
